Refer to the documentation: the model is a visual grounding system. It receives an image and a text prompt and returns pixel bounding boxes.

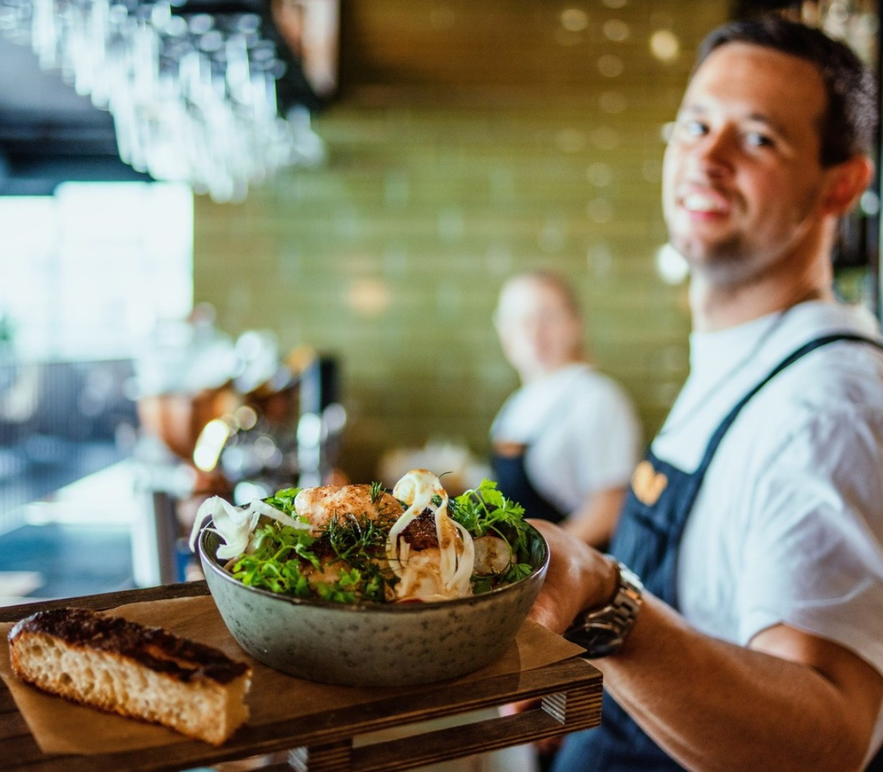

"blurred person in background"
[491,271,642,549]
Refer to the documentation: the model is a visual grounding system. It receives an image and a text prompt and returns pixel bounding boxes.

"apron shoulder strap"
[695,332,883,478]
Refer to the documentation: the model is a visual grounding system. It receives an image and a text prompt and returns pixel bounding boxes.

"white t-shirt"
[653,301,883,763]
[491,363,641,515]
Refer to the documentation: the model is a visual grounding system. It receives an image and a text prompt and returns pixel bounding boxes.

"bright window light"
[0,182,193,361]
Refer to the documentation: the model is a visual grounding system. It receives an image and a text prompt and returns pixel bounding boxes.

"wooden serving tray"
[0,583,602,772]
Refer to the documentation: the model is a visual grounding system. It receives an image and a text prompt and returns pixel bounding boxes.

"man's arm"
[529,520,883,772]
[561,486,627,547]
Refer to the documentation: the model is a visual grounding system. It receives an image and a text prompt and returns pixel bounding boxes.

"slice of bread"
[8,607,252,746]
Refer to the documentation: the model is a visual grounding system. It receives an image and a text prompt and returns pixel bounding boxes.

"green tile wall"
[194,0,729,482]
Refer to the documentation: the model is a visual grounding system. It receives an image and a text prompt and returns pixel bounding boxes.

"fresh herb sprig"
[262,487,302,516]
[230,490,394,604]
[449,479,528,543]
[326,514,387,566]
[231,521,317,596]
[448,479,535,587]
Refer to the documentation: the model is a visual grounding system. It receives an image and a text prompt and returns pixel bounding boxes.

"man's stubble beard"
[669,230,762,289]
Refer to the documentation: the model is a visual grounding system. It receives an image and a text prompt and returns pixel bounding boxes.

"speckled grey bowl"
[198,526,549,686]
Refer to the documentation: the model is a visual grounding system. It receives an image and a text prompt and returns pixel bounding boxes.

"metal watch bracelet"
[563,559,644,659]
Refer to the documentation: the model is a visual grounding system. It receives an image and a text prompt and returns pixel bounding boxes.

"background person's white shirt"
[491,363,641,515]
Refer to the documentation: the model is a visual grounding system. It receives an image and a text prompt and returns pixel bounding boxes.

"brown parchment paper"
[0,595,584,756]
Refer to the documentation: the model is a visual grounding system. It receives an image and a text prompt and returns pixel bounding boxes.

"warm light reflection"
[597,53,624,77]
[560,8,589,32]
[650,29,680,63]
[234,405,259,431]
[273,0,340,98]
[603,19,630,42]
[194,418,233,472]
[347,278,392,317]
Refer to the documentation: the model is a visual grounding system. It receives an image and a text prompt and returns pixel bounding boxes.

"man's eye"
[663,119,707,143]
[683,120,707,136]
[745,131,773,148]
[669,120,707,141]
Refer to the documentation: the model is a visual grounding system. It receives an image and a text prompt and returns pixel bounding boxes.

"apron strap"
[694,333,883,481]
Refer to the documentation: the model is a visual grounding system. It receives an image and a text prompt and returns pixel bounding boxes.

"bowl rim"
[198,521,550,613]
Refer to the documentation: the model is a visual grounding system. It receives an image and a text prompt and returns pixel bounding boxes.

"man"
[491,271,641,547]
[529,16,883,772]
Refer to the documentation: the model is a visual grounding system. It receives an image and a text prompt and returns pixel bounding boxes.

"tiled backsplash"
[194,0,728,482]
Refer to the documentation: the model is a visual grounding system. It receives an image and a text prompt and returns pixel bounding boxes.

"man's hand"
[527,519,619,634]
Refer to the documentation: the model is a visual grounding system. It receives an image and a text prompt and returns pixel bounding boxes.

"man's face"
[662,42,833,288]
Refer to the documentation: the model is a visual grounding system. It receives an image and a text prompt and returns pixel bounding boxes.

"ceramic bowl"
[198,525,549,686]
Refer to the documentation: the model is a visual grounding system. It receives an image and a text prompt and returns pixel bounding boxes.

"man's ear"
[821,155,874,216]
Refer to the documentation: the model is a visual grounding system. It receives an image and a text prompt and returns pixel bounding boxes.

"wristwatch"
[564,560,644,658]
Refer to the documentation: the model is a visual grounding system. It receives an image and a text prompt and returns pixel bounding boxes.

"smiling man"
[663,33,874,330]
[527,16,883,772]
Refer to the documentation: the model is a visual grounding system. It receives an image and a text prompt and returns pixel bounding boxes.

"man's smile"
[677,185,733,217]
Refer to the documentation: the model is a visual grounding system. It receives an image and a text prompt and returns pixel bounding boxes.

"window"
[0,182,193,362]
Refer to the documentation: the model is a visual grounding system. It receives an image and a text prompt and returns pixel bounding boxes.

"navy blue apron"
[492,447,567,524]
[492,371,596,527]
[553,333,883,772]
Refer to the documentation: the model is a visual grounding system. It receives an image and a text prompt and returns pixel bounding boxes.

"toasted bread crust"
[10,607,249,684]
[8,607,251,745]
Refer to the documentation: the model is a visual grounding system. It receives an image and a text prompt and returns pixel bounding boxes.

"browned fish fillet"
[294,483,404,534]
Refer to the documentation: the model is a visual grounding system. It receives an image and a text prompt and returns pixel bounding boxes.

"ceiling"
[0,0,323,196]
[0,34,149,195]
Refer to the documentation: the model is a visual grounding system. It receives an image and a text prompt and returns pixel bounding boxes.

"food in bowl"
[190,468,536,604]
[192,470,549,686]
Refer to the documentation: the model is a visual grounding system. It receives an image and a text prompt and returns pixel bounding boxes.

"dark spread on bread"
[9,608,249,684]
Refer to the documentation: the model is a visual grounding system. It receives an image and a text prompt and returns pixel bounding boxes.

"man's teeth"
[683,193,726,212]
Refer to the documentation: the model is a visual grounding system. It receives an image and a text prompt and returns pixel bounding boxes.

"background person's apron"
[491,447,567,524]
[553,333,883,772]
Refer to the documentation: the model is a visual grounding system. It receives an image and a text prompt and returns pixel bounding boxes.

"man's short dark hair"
[696,16,877,167]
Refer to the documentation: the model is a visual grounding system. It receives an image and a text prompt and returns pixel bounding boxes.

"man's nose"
[686,128,737,177]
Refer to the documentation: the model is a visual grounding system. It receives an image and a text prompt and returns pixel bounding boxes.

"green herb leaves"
[231,522,317,596]
[326,514,387,565]
[231,510,392,603]
[262,488,302,517]
[449,479,534,588]
[449,479,527,545]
